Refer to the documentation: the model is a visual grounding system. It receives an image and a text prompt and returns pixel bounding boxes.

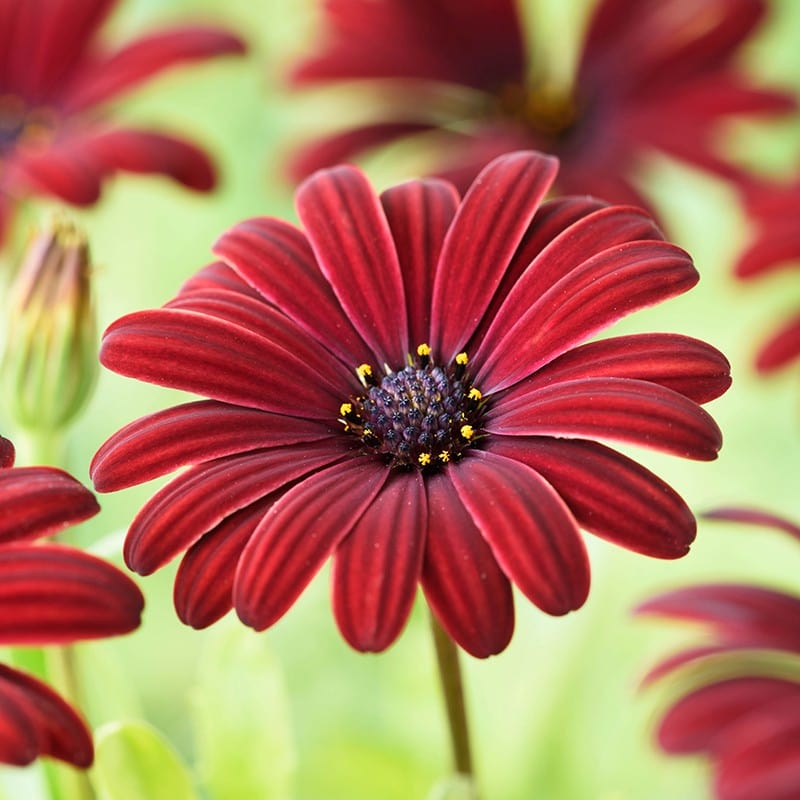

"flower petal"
[380,179,460,347]
[488,435,695,558]
[91,400,334,492]
[487,377,722,460]
[0,543,143,644]
[430,151,558,361]
[235,458,390,631]
[704,507,800,543]
[756,313,800,373]
[421,472,514,658]
[332,471,426,652]
[0,664,93,767]
[0,467,99,544]
[124,441,351,575]
[296,165,408,364]
[0,437,14,469]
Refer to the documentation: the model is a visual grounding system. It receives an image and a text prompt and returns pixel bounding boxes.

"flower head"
[0,0,246,246]
[0,436,144,767]
[92,151,729,657]
[638,508,800,800]
[289,0,793,209]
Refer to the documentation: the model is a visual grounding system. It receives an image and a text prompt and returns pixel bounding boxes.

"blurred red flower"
[0,435,143,767]
[92,151,729,658]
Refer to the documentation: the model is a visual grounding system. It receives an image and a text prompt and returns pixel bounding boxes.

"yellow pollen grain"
[340,402,352,417]
[438,451,450,463]
[468,388,482,401]
[356,363,373,382]
[460,425,474,440]
[418,452,431,466]
[417,343,431,357]
[455,352,468,366]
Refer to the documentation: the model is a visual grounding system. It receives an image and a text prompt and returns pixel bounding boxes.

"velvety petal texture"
[94,151,727,657]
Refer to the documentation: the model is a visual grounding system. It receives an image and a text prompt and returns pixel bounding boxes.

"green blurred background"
[2,1,800,798]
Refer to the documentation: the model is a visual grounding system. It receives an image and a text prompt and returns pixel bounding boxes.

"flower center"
[0,94,56,156]
[339,344,486,471]
[495,81,578,138]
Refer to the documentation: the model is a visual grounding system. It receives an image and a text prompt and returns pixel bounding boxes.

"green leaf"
[191,621,294,800]
[91,720,198,800]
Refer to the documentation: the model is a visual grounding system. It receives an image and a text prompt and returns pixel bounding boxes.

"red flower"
[91,151,729,657]
[638,508,800,800]
[0,435,144,767]
[288,0,793,209]
[0,0,246,245]
[734,177,800,372]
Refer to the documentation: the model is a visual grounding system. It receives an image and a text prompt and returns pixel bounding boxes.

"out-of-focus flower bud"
[1,217,96,432]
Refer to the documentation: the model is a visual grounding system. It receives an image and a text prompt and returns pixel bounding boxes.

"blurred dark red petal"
[641,644,733,686]
[735,221,800,279]
[0,467,99,544]
[756,314,800,373]
[0,664,93,767]
[0,543,143,644]
[635,584,800,652]
[0,437,14,468]
[449,451,589,615]
[517,333,731,404]
[100,308,342,417]
[174,498,272,629]
[488,436,695,558]
[704,507,800,543]
[235,459,390,631]
[91,400,334,492]
[212,216,373,367]
[421,472,514,658]
[488,377,722,460]
[332,471,426,652]
[476,241,698,391]
[657,677,800,755]
[431,151,558,361]
[380,178,460,347]
[296,165,408,364]
[64,26,246,111]
[125,441,351,575]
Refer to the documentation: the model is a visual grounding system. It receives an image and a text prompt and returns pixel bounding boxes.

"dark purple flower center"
[495,81,578,138]
[339,345,486,471]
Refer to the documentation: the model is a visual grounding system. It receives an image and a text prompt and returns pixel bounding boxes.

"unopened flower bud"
[2,217,97,432]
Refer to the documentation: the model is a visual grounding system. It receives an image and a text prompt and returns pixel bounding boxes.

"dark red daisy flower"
[0,0,246,246]
[734,177,800,373]
[91,151,729,658]
[0,435,144,767]
[638,508,800,800]
[288,0,793,210]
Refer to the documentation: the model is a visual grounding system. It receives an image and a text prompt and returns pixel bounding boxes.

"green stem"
[429,610,476,783]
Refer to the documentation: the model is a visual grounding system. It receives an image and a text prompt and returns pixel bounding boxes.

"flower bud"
[1,217,97,432]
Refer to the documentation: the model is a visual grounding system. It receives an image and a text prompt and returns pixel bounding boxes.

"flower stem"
[429,610,476,784]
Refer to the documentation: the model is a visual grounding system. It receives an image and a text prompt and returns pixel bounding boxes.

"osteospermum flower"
[289,0,793,209]
[0,0,245,246]
[0,435,144,767]
[734,177,800,373]
[92,151,729,657]
[638,508,800,800]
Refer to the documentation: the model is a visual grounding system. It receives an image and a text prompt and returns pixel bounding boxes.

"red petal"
[380,179,460,348]
[0,437,14,468]
[704,507,800,543]
[0,543,143,644]
[91,400,334,492]
[488,377,722,460]
[756,313,800,373]
[430,151,558,361]
[296,165,408,364]
[421,472,514,658]
[449,451,589,615]
[0,664,93,767]
[488,436,695,558]
[0,467,99,544]
[235,458,390,631]
[332,471,426,652]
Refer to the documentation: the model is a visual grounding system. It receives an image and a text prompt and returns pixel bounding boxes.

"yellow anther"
[455,352,469,366]
[417,343,432,357]
[468,387,482,401]
[418,452,432,466]
[357,363,373,378]
[340,402,353,417]
[460,425,474,440]
[438,451,450,463]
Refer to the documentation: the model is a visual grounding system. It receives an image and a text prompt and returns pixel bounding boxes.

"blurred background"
[1,0,799,798]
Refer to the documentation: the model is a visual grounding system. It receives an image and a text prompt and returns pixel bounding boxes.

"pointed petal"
[704,507,800,544]
[380,179,460,347]
[421,472,514,658]
[235,458,389,631]
[0,664,93,767]
[0,543,143,645]
[0,467,99,544]
[488,377,722,460]
[91,400,334,492]
[430,152,558,361]
[756,314,800,373]
[296,165,408,364]
[488,436,695,558]
[332,471,426,652]
[124,441,351,575]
